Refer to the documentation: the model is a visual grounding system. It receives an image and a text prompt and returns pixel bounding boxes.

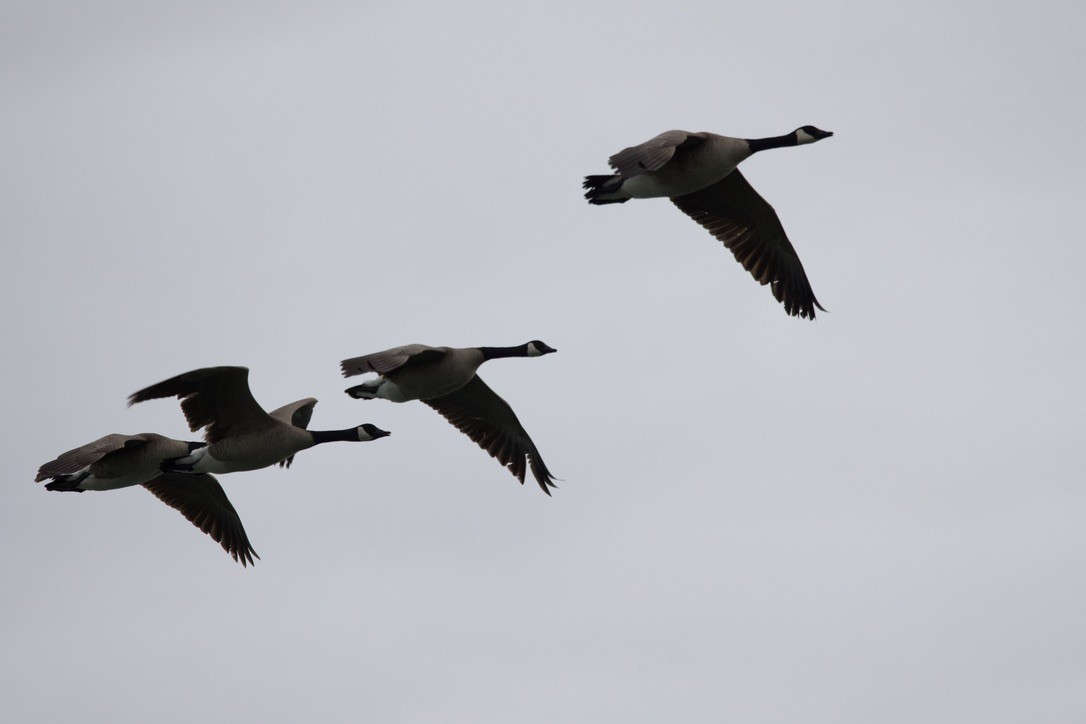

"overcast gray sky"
[3,0,1085,721]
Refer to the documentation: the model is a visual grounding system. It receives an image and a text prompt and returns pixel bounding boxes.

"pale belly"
[79,470,157,491]
[189,433,306,473]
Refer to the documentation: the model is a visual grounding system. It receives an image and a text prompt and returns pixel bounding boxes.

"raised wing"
[424,375,556,494]
[671,169,825,319]
[340,345,446,378]
[142,473,259,567]
[36,433,151,482]
[608,130,708,179]
[128,367,273,443]
[267,398,318,468]
[268,398,317,429]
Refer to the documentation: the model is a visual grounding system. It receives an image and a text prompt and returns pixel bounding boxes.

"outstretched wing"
[142,473,259,567]
[340,345,447,378]
[671,169,825,320]
[423,376,556,494]
[36,434,152,482]
[608,130,708,179]
[128,367,273,442]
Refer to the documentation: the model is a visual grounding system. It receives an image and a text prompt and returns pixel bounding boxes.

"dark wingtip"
[798,296,828,320]
[533,465,560,496]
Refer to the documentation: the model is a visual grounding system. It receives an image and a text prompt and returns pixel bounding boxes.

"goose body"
[615,132,754,199]
[127,366,390,474]
[344,346,490,402]
[36,433,258,565]
[37,433,198,492]
[584,125,833,319]
[341,341,557,493]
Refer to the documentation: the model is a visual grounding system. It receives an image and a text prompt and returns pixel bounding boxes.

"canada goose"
[127,366,390,474]
[584,125,833,319]
[340,341,557,494]
[36,433,258,566]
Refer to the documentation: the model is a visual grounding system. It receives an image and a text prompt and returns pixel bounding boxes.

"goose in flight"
[37,432,258,565]
[341,341,557,494]
[584,125,833,319]
[127,366,390,474]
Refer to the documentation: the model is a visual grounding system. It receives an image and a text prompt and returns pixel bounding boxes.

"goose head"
[525,340,557,357]
[795,126,834,145]
[357,424,392,441]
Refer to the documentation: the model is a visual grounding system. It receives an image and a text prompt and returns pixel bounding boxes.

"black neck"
[746,132,797,154]
[310,428,356,444]
[479,344,528,360]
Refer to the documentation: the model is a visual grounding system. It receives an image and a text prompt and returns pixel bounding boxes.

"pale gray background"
[3,1,1084,721]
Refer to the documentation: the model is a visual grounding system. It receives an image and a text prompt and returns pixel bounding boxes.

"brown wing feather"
[340,345,447,378]
[36,434,151,481]
[142,473,259,566]
[671,169,825,319]
[128,367,273,443]
[608,131,708,179]
[423,376,556,494]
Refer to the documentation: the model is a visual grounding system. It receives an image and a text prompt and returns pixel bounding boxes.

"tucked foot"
[160,457,196,473]
[583,174,629,205]
[345,383,379,399]
[44,476,86,492]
